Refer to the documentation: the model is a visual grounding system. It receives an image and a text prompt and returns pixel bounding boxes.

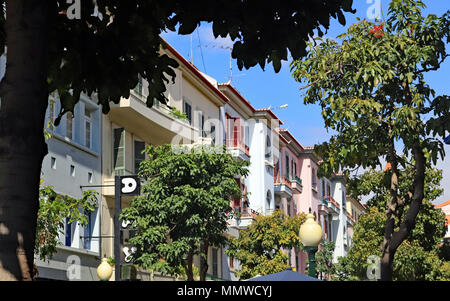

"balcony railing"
[346,212,355,222]
[323,196,340,209]
[293,176,302,186]
[226,139,250,156]
[274,175,292,188]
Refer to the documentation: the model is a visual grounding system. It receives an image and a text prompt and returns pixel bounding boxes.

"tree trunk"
[0,0,49,281]
[199,241,209,281]
[379,143,426,281]
[185,250,194,281]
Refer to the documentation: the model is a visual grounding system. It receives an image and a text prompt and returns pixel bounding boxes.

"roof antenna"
[228,48,232,84]
[190,33,194,64]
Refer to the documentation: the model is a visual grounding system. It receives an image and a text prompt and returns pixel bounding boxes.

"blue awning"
[246,269,322,282]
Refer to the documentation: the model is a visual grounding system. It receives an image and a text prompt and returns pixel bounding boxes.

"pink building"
[276,130,330,274]
[435,200,450,240]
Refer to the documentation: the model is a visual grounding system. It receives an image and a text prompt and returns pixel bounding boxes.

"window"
[134,74,143,95]
[113,128,125,172]
[265,134,272,159]
[70,165,75,177]
[322,180,326,198]
[199,112,206,137]
[66,112,73,140]
[183,100,192,124]
[285,155,289,179]
[245,126,250,149]
[210,125,216,145]
[212,248,218,277]
[312,168,317,189]
[65,218,72,247]
[266,190,272,209]
[88,172,93,183]
[84,108,91,149]
[229,256,234,269]
[291,160,295,179]
[83,210,93,250]
[342,190,346,208]
[51,157,56,170]
[134,140,145,174]
[294,162,297,177]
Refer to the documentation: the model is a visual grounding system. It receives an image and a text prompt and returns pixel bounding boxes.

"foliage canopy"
[120,144,249,281]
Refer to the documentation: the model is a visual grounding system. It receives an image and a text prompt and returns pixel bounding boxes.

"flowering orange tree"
[291,0,450,280]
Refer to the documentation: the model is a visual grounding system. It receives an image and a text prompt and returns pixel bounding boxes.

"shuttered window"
[134,140,145,174]
[113,128,125,173]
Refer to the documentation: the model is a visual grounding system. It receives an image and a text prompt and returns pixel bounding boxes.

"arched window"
[266,190,272,209]
[265,134,272,159]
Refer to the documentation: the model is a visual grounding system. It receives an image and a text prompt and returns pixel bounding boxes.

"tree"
[291,0,450,280]
[337,206,449,281]
[36,180,98,261]
[226,211,306,280]
[0,0,354,280]
[334,166,448,281]
[315,241,336,280]
[120,144,249,281]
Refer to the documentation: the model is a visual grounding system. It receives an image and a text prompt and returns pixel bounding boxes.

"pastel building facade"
[38,93,102,280]
[346,196,366,246]
[435,200,450,241]
[100,41,229,281]
[215,83,283,280]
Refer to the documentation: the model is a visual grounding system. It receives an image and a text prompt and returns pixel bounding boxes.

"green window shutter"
[134,140,145,174]
[113,128,125,174]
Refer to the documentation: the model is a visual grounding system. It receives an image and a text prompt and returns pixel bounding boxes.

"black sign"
[119,176,141,196]
[114,175,141,281]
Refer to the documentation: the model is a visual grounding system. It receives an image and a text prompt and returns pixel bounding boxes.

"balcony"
[234,207,258,228]
[274,175,293,197]
[109,91,195,147]
[323,196,340,216]
[311,182,318,193]
[226,139,250,161]
[318,200,329,216]
[346,212,355,225]
[290,176,303,193]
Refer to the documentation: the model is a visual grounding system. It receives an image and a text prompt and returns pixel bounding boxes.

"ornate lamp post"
[299,212,323,278]
[97,258,113,281]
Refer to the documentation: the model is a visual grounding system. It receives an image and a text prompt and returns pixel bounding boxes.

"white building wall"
[331,180,348,262]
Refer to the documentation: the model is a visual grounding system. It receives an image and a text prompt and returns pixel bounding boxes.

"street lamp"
[97,258,113,281]
[299,212,323,278]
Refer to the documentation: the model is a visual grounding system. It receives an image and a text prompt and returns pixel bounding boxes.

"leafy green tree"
[0,0,354,280]
[335,165,448,281]
[337,206,449,281]
[315,241,336,280]
[226,211,306,280]
[348,164,446,252]
[291,0,450,280]
[120,144,249,281]
[36,180,98,261]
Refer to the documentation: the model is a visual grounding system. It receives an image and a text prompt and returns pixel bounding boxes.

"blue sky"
[161,0,450,204]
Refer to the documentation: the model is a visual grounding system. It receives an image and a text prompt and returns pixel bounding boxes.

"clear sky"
[161,0,450,205]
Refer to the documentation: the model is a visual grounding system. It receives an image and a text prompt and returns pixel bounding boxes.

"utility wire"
[196,28,207,74]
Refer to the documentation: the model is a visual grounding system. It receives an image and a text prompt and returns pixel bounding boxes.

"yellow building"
[100,40,229,280]
[345,195,366,246]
